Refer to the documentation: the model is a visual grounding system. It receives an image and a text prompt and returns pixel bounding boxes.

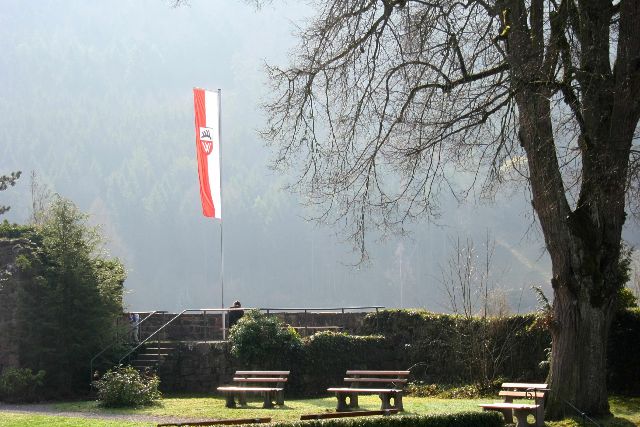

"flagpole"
[218,88,224,310]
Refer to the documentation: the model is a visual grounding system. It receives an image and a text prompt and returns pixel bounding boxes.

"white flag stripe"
[204,90,222,219]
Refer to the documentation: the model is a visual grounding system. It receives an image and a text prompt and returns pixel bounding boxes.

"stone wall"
[136,310,376,394]
[0,238,37,372]
[154,335,399,395]
[157,341,235,392]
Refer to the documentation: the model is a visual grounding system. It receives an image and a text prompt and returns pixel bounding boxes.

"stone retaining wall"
[157,341,234,392]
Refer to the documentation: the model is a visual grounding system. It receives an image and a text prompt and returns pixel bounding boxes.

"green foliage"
[300,332,387,395]
[0,170,21,215]
[92,365,161,407]
[269,412,503,427]
[0,220,42,242]
[2,196,126,396]
[0,367,45,403]
[608,308,640,395]
[615,244,637,310]
[229,310,303,369]
[14,254,32,271]
[617,288,638,310]
[360,309,550,386]
[406,381,502,399]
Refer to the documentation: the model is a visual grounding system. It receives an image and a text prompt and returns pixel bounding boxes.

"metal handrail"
[563,400,602,426]
[260,306,384,314]
[89,310,164,382]
[117,308,211,364]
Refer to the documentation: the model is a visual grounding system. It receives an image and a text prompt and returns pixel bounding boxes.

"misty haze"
[2,0,635,314]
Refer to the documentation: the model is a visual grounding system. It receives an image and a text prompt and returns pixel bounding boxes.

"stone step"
[138,347,175,351]
[136,354,170,360]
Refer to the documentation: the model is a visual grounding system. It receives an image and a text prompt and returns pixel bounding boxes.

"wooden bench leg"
[379,393,392,410]
[392,392,404,411]
[535,406,544,427]
[336,393,349,412]
[276,390,285,406]
[348,393,359,409]
[224,393,236,408]
[513,408,536,427]
[262,391,274,409]
[238,393,247,406]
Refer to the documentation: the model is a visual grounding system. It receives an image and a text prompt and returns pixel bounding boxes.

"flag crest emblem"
[200,127,214,155]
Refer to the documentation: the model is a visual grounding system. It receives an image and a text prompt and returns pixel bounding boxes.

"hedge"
[608,308,640,394]
[359,310,550,385]
[269,412,503,427]
[296,332,389,395]
[356,308,639,395]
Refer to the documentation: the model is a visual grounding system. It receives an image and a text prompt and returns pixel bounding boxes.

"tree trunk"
[506,0,638,417]
[546,282,614,418]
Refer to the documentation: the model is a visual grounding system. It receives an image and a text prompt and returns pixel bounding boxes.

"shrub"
[406,381,502,399]
[608,308,640,394]
[0,367,46,403]
[229,309,303,370]
[92,365,161,407]
[269,412,503,427]
[617,288,638,310]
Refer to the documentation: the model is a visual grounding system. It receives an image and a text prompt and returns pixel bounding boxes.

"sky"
[3,0,633,313]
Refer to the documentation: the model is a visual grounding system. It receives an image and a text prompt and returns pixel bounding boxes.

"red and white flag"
[193,88,221,219]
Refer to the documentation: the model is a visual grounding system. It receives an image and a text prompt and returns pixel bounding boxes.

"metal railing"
[260,306,384,314]
[258,306,384,336]
[89,310,165,382]
[119,309,210,364]
[563,400,602,427]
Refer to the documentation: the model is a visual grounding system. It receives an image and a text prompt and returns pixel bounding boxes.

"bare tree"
[439,234,501,318]
[29,171,52,226]
[438,232,515,388]
[263,0,640,418]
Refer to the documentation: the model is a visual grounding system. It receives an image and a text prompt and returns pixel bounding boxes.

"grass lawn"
[0,395,638,427]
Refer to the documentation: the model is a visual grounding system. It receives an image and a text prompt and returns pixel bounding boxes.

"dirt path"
[0,402,197,424]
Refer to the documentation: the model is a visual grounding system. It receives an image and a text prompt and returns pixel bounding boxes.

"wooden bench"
[300,409,398,420]
[327,370,409,412]
[479,382,548,427]
[217,370,289,408]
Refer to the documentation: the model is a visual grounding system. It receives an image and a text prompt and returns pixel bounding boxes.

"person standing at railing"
[228,301,244,330]
[129,312,140,343]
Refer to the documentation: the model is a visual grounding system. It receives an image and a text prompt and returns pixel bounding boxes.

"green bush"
[0,368,46,403]
[92,365,161,407]
[608,308,640,394]
[270,412,503,427]
[229,309,303,370]
[617,288,638,310]
[406,381,501,399]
